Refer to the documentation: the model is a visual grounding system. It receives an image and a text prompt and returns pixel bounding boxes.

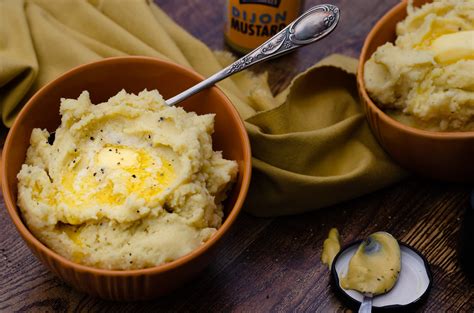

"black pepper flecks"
[90,136,94,141]
[132,174,136,178]
[163,203,173,213]
[47,132,55,145]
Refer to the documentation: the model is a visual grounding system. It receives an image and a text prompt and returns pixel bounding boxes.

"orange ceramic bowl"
[1,57,251,300]
[358,0,474,182]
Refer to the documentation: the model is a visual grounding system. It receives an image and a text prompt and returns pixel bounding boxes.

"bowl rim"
[357,0,474,139]
[1,56,252,277]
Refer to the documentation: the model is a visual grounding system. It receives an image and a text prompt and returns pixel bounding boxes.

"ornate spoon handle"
[166,4,340,106]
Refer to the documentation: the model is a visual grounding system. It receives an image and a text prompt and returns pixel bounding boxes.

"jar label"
[225,0,302,53]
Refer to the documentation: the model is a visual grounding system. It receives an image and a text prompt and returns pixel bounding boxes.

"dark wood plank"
[1,0,473,312]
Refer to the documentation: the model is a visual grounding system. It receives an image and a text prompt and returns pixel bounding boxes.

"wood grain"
[1,0,473,312]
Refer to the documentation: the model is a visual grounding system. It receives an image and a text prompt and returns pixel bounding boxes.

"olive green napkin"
[0,0,405,216]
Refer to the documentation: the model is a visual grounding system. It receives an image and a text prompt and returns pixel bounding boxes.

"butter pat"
[97,147,138,168]
[430,31,474,64]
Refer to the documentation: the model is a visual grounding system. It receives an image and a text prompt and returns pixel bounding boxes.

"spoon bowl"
[332,241,432,311]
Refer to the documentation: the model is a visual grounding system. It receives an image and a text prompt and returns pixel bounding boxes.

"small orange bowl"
[1,57,252,300]
[358,0,474,181]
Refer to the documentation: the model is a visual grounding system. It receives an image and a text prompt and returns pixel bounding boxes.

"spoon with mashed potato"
[341,232,401,313]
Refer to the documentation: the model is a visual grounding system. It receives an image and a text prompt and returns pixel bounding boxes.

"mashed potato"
[17,90,238,270]
[364,0,474,131]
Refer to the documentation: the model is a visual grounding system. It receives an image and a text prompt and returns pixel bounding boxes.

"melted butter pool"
[57,145,176,211]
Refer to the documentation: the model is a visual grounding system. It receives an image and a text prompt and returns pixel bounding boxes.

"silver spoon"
[165,4,340,106]
[359,295,373,313]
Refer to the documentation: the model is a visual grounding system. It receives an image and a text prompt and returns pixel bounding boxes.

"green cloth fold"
[0,0,405,216]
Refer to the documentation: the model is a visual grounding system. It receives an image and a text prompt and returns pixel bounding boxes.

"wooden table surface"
[1,0,473,312]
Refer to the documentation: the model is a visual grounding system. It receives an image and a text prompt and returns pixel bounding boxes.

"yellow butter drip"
[56,223,84,261]
[414,17,462,49]
[321,228,341,269]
